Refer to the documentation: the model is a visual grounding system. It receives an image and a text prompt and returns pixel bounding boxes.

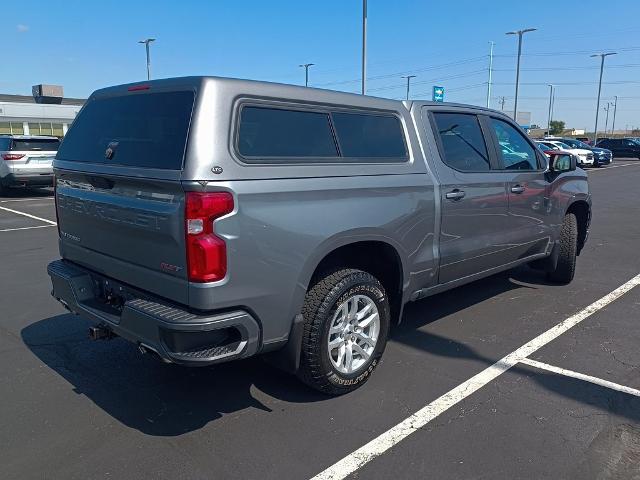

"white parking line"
[0,197,54,203]
[519,358,640,397]
[589,163,639,172]
[0,205,57,225]
[0,225,56,233]
[311,273,640,480]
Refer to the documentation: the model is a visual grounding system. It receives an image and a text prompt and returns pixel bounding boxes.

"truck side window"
[432,113,490,172]
[238,106,338,159]
[331,112,407,159]
[490,118,538,170]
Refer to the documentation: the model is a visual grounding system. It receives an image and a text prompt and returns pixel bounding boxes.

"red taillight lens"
[2,153,25,161]
[53,176,61,236]
[185,192,234,283]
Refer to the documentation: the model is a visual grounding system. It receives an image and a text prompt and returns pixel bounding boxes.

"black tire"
[547,213,578,284]
[298,268,390,395]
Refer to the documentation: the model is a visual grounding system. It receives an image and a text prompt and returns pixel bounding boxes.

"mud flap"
[263,314,305,374]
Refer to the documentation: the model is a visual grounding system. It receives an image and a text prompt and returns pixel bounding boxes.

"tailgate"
[56,172,189,304]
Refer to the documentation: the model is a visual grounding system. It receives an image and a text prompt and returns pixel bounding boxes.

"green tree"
[549,120,565,135]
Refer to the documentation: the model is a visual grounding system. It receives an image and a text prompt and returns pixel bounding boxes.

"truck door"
[485,116,552,261]
[426,110,510,284]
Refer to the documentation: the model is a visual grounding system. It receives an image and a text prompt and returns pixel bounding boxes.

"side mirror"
[548,153,576,173]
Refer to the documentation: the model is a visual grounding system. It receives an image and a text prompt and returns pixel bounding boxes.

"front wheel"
[298,268,390,395]
[548,213,578,284]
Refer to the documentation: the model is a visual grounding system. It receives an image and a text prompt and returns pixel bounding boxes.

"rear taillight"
[185,192,234,283]
[2,153,25,161]
[53,176,61,236]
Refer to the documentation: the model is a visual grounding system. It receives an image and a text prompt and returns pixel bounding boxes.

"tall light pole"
[402,75,416,101]
[546,84,554,136]
[506,28,536,122]
[138,38,156,81]
[591,52,617,143]
[299,63,315,87]
[611,95,618,135]
[603,102,611,134]
[361,0,367,95]
[486,41,494,108]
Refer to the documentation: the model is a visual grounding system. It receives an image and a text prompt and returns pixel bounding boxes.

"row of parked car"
[534,136,640,168]
[534,137,611,168]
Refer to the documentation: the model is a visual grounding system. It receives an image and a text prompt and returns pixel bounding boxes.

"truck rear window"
[57,91,194,169]
[12,139,60,151]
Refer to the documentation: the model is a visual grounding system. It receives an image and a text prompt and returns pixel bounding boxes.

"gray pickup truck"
[48,77,590,394]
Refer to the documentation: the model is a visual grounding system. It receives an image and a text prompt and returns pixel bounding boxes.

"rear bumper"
[47,259,261,366]
[594,155,612,166]
[2,173,54,187]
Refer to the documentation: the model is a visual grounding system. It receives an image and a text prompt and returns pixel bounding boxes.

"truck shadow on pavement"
[23,266,634,437]
[21,313,326,437]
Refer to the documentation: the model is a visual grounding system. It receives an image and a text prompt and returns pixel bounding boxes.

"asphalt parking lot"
[1,161,640,480]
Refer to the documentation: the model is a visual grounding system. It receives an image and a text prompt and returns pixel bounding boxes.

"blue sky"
[6,0,640,130]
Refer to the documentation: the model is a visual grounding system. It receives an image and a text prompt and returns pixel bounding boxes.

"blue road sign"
[433,86,445,102]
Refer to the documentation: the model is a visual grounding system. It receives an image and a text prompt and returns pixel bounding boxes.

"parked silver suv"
[48,77,591,394]
[0,135,59,195]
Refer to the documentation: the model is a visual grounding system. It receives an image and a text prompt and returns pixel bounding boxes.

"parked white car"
[542,139,594,166]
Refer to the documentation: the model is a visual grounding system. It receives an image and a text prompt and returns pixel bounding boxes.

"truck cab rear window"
[56,91,194,169]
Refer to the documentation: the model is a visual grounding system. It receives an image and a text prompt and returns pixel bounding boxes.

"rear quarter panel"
[188,174,436,347]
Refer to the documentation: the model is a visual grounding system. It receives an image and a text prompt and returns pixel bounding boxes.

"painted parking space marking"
[0,205,57,225]
[0,197,54,203]
[311,273,640,480]
[0,225,57,233]
[588,163,639,172]
[519,358,640,397]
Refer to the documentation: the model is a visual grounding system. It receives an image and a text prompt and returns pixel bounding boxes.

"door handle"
[445,189,466,201]
[510,185,526,194]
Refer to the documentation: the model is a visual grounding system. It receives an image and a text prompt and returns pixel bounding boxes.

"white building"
[0,88,85,137]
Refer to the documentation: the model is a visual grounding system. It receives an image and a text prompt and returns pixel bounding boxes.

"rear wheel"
[298,268,390,395]
[547,213,578,284]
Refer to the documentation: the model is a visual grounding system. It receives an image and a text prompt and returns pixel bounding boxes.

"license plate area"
[84,273,150,321]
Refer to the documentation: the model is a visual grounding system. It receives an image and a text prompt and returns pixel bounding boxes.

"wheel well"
[309,241,404,324]
[567,200,590,254]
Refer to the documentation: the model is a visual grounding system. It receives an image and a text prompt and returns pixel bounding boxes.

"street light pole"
[361,0,367,95]
[486,41,494,108]
[299,63,315,87]
[591,52,617,143]
[611,95,618,135]
[402,75,416,101]
[506,28,536,122]
[603,103,611,134]
[138,38,156,81]
[546,84,554,136]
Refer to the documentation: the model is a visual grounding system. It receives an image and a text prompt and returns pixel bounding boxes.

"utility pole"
[506,28,536,121]
[138,38,156,81]
[499,96,506,111]
[486,41,494,108]
[603,103,611,134]
[591,52,617,143]
[546,84,554,136]
[611,95,618,135]
[299,63,315,87]
[361,0,367,95]
[402,75,416,101]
